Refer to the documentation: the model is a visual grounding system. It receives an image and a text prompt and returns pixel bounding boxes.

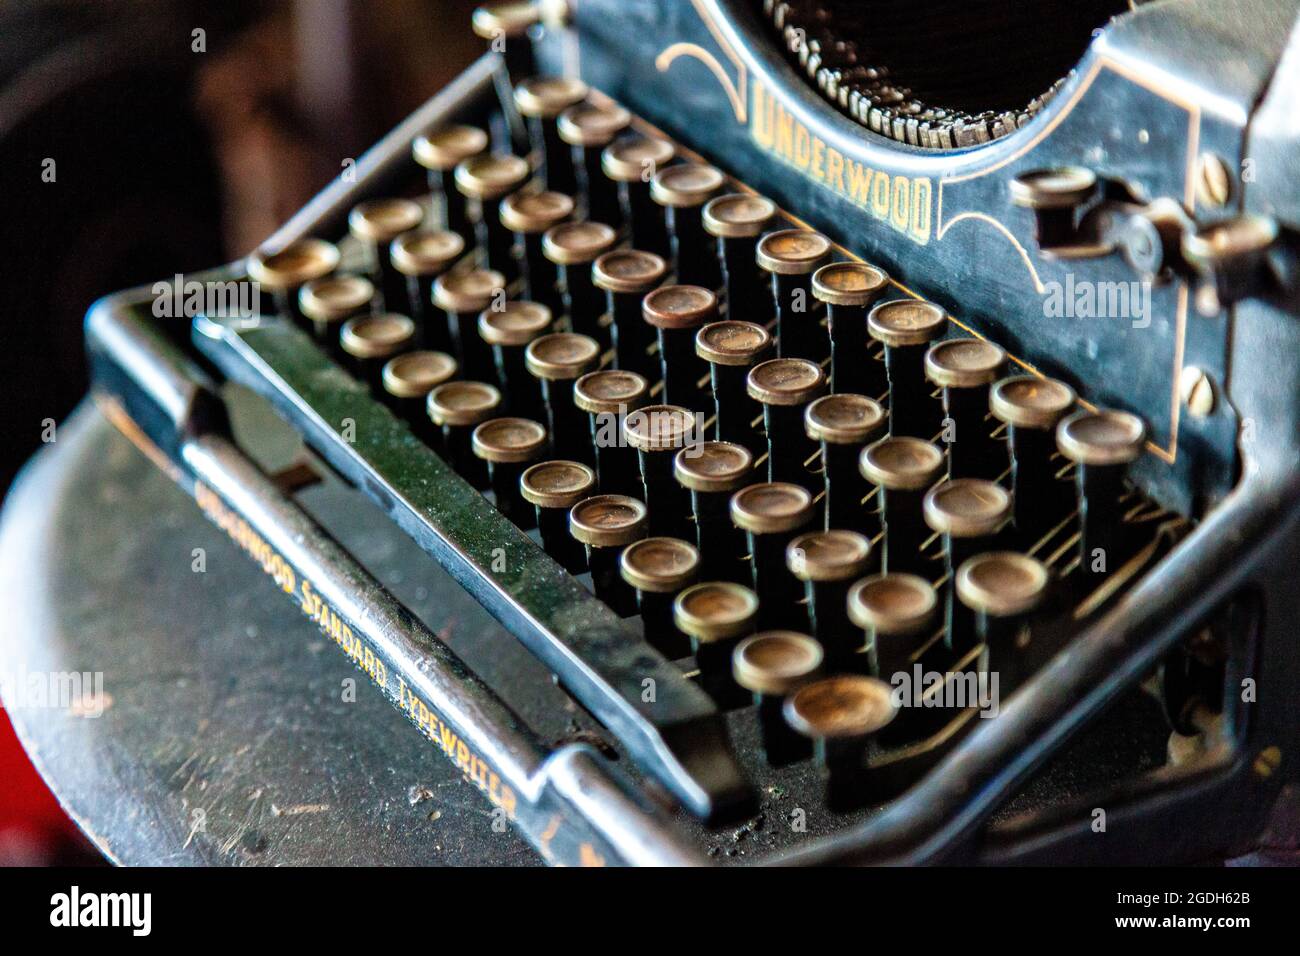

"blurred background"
[0,0,480,865]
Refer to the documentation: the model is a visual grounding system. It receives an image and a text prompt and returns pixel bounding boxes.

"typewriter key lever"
[299,275,374,356]
[848,573,939,688]
[1057,408,1147,579]
[479,299,553,416]
[620,536,700,659]
[1009,166,1102,257]
[558,101,631,226]
[520,459,594,573]
[675,581,758,708]
[957,551,1050,694]
[570,494,649,616]
[349,199,425,315]
[514,76,588,195]
[703,193,778,323]
[500,190,575,313]
[757,229,833,361]
[785,675,898,812]
[733,631,823,766]
[390,230,465,353]
[413,125,489,240]
[247,238,340,327]
[472,417,549,527]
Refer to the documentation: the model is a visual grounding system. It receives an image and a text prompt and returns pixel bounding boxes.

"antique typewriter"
[87,0,1300,865]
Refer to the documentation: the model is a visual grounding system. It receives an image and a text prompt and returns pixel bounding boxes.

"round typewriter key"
[349,198,426,314]
[520,460,595,573]
[923,478,1012,651]
[957,551,1050,693]
[806,393,886,534]
[868,299,947,439]
[390,230,465,352]
[472,2,540,87]
[696,320,771,454]
[570,494,648,616]
[526,332,601,464]
[472,416,549,527]
[733,631,823,766]
[784,675,897,811]
[454,153,531,279]
[1057,408,1147,579]
[574,369,648,497]
[428,380,502,489]
[1009,166,1098,248]
[433,267,506,384]
[926,338,1006,480]
[298,274,374,355]
[340,313,416,389]
[757,230,832,361]
[542,220,618,343]
[731,482,815,631]
[787,530,873,670]
[624,404,699,539]
[479,300,552,415]
[813,261,890,396]
[620,536,700,658]
[514,76,588,195]
[500,190,574,313]
[651,163,725,289]
[674,441,754,583]
[674,581,758,707]
[643,284,717,409]
[703,193,778,324]
[848,573,938,686]
[990,375,1076,540]
[602,135,675,256]
[558,101,630,226]
[413,125,489,240]
[860,436,945,577]
[248,238,340,326]
[592,249,667,379]
[382,350,457,446]
[748,358,827,496]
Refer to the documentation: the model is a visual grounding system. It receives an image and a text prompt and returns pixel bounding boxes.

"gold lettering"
[752,84,774,148]
[911,178,932,244]
[793,123,811,169]
[871,172,890,220]
[776,109,794,161]
[825,148,845,192]
[748,80,932,246]
[191,479,519,821]
[846,160,872,204]
[891,175,910,233]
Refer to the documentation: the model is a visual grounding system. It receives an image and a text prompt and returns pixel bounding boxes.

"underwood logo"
[49,886,152,936]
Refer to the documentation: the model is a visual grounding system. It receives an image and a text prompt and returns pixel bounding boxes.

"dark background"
[0,0,479,864]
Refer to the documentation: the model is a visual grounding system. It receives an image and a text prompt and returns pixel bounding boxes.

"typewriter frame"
[85,2,1300,865]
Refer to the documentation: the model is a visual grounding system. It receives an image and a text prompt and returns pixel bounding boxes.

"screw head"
[1179,366,1216,418]
[1196,153,1232,208]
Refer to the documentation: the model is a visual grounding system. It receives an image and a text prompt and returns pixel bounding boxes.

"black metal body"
[80,1,1300,865]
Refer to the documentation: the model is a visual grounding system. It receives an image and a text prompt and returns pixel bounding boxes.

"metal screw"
[1253,745,1282,778]
[1179,366,1216,418]
[1196,154,1232,208]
